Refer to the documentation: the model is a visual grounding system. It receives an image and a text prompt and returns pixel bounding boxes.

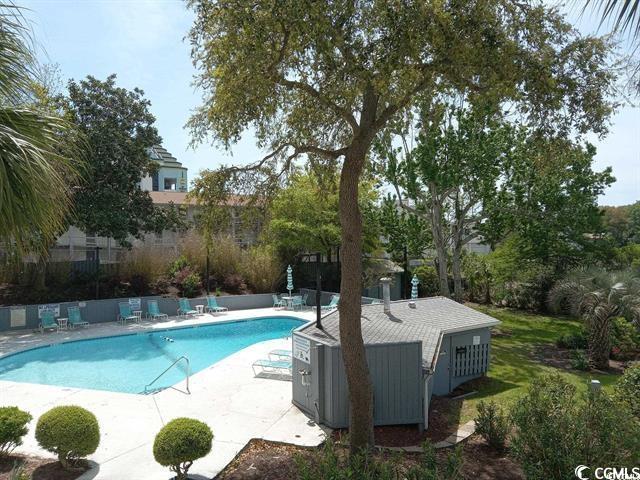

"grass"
[450,305,622,424]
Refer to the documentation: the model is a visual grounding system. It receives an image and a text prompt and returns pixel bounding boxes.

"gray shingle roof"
[298,297,500,369]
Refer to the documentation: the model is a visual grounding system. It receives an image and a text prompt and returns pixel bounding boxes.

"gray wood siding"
[432,327,492,395]
[319,342,423,428]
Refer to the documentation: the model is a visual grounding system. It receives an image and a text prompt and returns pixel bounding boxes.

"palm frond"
[0,4,83,256]
[583,0,640,39]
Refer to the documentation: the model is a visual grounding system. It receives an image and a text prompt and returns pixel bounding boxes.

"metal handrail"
[144,355,190,394]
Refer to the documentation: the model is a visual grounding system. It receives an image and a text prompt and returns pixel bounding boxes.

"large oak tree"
[187,0,616,450]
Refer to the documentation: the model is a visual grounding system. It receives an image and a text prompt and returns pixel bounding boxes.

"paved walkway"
[0,308,327,479]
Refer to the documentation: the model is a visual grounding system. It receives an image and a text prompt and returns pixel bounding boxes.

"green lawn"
[452,305,621,423]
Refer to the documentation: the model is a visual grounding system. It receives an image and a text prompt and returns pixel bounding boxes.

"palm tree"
[549,269,640,369]
[0,3,80,256]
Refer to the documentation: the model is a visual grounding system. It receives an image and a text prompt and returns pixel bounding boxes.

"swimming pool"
[0,317,304,394]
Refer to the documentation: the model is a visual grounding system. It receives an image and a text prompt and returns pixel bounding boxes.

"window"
[164,178,177,190]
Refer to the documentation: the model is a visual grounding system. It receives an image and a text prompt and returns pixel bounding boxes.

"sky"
[21,0,640,206]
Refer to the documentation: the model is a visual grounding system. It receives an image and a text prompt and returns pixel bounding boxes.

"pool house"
[291,280,500,430]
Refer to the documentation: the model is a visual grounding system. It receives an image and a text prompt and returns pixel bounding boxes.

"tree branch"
[276,76,359,133]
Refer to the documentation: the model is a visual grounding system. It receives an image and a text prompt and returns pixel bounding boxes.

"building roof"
[298,297,500,370]
[149,145,187,170]
[149,191,251,207]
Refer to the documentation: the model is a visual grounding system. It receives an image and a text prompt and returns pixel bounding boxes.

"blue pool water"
[0,317,304,394]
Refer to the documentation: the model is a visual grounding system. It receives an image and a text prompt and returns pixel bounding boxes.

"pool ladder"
[144,355,191,395]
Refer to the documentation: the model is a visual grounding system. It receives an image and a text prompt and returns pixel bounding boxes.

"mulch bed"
[214,436,524,480]
[532,344,628,374]
[0,455,89,480]
[214,440,314,480]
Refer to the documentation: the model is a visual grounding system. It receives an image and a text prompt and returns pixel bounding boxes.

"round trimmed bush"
[153,418,213,480]
[0,406,32,456]
[35,406,100,469]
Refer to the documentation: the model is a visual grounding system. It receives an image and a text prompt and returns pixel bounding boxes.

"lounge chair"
[118,302,139,324]
[252,358,292,376]
[67,306,89,328]
[268,349,292,361]
[272,294,286,308]
[320,294,340,311]
[178,298,198,318]
[147,300,168,321]
[206,296,228,313]
[39,309,59,333]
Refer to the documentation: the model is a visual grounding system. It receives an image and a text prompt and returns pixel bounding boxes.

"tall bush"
[240,245,282,293]
[411,265,440,297]
[120,246,176,294]
[0,407,32,457]
[208,235,243,283]
[614,363,640,420]
[475,401,509,452]
[510,374,640,480]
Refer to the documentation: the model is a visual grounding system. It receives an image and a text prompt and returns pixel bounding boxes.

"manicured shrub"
[510,374,640,480]
[0,407,32,456]
[35,406,100,470]
[614,363,640,420]
[153,417,213,480]
[475,401,509,452]
[556,330,588,350]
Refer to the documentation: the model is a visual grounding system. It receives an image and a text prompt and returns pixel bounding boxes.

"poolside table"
[281,295,294,310]
[57,318,68,330]
[133,310,142,323]
[196,305,205,315]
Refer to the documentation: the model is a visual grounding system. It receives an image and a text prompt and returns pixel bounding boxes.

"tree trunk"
[451,203,464,303]
[429,187,450,298]
[587,310,612,370]
[451,241,463,302]
[34,254,47,291]
[338,143,374,452]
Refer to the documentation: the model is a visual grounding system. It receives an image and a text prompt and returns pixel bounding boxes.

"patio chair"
[67,306,89,328]
[206,296,228,313]
[39,309,59,333]
[291,295,304,311]
[268,349,292,361]
[320,294,340,311]
[178,298,198,318]
[272,294,286,308]
[147,300,168,321]
[118,302,139,324]
[251,358,292,377]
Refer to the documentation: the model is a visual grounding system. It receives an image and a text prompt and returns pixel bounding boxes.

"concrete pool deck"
[0,307,328,479]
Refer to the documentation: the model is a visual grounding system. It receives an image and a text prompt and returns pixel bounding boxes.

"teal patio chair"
[320,294,340,312]
[272,294,286,308]
[291,295,304,311]
[206,296,228,313]
[67,306,89,328]
[118,302,139,324]
[39,309,59,333]
[178,298,198,318]
[147,300,168,321]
